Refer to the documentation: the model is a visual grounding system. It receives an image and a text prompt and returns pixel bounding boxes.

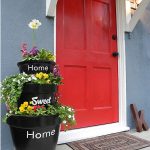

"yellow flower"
[47,80,51,84]
[43,73,49,79]
[35,73,39,78]
[20,104,24,108]
[39,72,43,75]
[31,23,37,29]
[35,73,43,79]
[27,106,33,111]
[23,102,28,107]
[19,106,25,113]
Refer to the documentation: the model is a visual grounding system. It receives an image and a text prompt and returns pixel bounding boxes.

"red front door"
[56,0,118,129]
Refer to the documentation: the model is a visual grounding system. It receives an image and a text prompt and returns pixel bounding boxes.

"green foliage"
[1,73,76,130]
[1,73,30,111]
[37,49,55,61]
[15,103,75,130]
[34,72,63,85]
[0,73,62,112]
[23,48,55,61]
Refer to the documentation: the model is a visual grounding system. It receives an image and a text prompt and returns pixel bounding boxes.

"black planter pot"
[17,60,56,74]
[18,83,57,108]
[7,115,61,150]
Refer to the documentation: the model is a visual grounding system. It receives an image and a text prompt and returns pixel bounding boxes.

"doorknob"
[112,52,119,57]
[112,34,117,40]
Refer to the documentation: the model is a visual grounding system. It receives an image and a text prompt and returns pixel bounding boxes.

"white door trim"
[116,0,128,128]
[46,0,58,17]
[53,0,129,144]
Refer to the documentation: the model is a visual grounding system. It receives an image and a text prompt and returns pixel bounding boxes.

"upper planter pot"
[17,60,56,74]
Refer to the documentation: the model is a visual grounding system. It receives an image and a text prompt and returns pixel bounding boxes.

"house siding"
[1,0,150,149]
[1,0,54,149]
[126,4,150,128]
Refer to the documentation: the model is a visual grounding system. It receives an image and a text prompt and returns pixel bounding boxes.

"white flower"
[28,19,42,30]
[21,77,25,80]
[73,115,75,120]
[13,79,16,82]
[62,106,65,109]
[68,115,72,119]
[31,75,37,80]
[28,77,32,81]
[23,72,27,76]
[68,108,72,112]
[9,111,13,114]
[63,120,67,124]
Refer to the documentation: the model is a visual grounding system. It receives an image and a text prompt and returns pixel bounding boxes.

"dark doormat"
[67,132,150,150]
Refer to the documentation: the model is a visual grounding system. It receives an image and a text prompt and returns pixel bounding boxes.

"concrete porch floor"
[56,129,150,150]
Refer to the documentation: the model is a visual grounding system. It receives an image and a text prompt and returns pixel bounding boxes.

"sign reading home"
[31,96,52,105]
[27,130,55,139]
[28,65,49,72]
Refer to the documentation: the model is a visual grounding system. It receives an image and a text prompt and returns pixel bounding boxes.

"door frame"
[53,0,129,144]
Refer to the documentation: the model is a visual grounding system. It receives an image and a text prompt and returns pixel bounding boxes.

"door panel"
[63,65,87,110]
[63,0,85,50]
[56,0,118,129]
[92,67,111,108]
[91,0,110,52]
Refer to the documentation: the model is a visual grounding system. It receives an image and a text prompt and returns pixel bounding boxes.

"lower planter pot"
[7,115,61,150]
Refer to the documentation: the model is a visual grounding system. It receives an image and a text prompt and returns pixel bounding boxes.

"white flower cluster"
[28,19,42,30]
[62,107,75,124]
[11,73,38,85]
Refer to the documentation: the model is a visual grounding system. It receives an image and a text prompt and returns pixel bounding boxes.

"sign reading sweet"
[31,96,51,105]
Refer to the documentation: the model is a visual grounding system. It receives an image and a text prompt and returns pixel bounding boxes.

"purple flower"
[53,65,61,77]
[29,46,39,56]
[21,43,28,57]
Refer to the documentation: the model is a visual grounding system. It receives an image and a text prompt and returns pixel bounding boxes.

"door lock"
[112,34,117,40]
[112,52,119,57]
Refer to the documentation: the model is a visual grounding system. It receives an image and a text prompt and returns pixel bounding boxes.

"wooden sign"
[130,104,149,132]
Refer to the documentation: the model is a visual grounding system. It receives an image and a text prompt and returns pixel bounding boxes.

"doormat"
[67,132,150,150]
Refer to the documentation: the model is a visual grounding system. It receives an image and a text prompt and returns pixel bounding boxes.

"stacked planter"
[7,61,61,150]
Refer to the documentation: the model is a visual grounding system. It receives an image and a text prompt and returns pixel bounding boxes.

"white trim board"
[116,0,127,127]
[46,0,58,17]
[125,0,150,32]
[58,123,129,144]
[53,0,129,144]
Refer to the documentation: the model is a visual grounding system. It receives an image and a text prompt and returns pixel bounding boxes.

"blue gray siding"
[1,0,54,149]
[126,5,150,128]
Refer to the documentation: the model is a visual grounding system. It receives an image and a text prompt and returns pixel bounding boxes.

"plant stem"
[32,30,36,47]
